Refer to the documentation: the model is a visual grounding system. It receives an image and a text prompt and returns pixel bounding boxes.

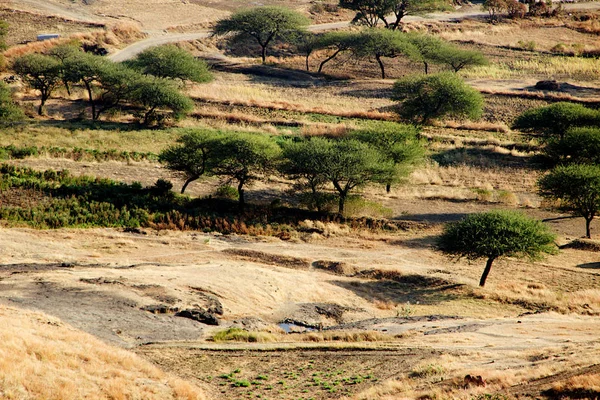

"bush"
[215,185,239,200]
[127,44,212,83]
[544,127,600,165]
[539,164,600,238]
[513,102,600,139]
[438,210,556,286]
[392,72,483,124]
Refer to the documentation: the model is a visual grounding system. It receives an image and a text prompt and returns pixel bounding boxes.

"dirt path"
[9,0,102,23]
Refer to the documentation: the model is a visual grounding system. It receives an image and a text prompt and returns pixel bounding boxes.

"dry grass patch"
[0,304,205,400]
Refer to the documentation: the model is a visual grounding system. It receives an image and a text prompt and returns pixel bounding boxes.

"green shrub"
[438,210,556,286]
[215,185,239,200]
[392,72,483,124]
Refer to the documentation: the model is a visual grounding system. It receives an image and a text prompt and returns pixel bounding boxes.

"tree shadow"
[330,279,463,305]
[576,262,600,269]
[431,147,540,170]
[524,82,600,98]
[339,87,394,99]
[398,212,470,224]
[386,235,438,249]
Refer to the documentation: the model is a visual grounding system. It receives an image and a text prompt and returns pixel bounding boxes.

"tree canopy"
[213,7,310,63]
[513,102,600,140]
[349,122,424,192]
[12,54,62,115]
[127,44,212,83]
[438,210,556,287]
[538,164,600,239]
[350,29,419,78]
[544,127,600,166]
[392,72,483,124]
[159,129,223,194]
[211,132,282,210]
[339,0,451,30]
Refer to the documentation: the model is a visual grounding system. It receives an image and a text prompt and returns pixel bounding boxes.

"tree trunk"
[376,55,386,79]
[84,81,96,121]
[305,55,310,71]
[181,175,198,194]
[386,183,391,193]
[261,45,267,64]
[237,181,245,212]
[38,102,44,116]
[586,217,593,239]
[338,193,346,215]
[424,61,429,75]
[318,49,341,73]
[479,257,495,287]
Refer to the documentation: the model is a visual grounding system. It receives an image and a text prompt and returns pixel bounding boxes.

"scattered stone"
[141,304,178,314]
[176,309,220,325]
[535,80,561,91]
[464,374,486,388]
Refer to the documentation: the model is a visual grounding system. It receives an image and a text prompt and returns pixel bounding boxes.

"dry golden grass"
[0,304,205,400]
[463,55,600,81]
[187,75,394,119]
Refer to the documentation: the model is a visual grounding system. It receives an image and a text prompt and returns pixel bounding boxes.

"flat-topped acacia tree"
[438,210,556,287]
[213,6,310,63]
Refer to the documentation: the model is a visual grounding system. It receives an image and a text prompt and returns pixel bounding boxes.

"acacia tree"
[213,7,310,63]
[349,122,424,192]
[93,63,142,120]
[340,0,450,30]
[0,82,24,123]
[437,47,488,72]
[130,77,193,126]
[159,129,223,194]
[211,132,281,211]
[392,72,483,124]
[513,102,600,140]
[127,44,212,83]
[405,33,447,74]
[438,210,556,287]
[60,51,110,120]
[280,138,332,212]
[315,31,358,73]
[320,139,392,213]
[482,0,507,22]
[350,29,419,79]
[290,31,322,71]
[544,127,600,165]
[539,164,600,239]
[12,54,62,115]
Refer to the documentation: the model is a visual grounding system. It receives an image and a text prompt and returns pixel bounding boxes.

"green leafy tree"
[513,102,600,140]
[315,31,358,73]
[405,32,448,74]
[213,7,310,63]
[211,132,281,210]
[436,46,488,72]
[438,210,556,287]
[60,51,111,120]
[349,122,424,192]
[544,127,600,165]
[482,0,508,21]
[0,82,24,123]
[159,129,222,194]
[127,44,212,83]
[392,72,483,124]
[48,44,83,95]
[340,0,451,30]
[94,63,142,120]
[350,29,419,79]
[130,77,193,126]
[12,54,62,115]
[280,138,332,212]
[290,31,322,71]
[538,164,600,239]
[321,138,392,213]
